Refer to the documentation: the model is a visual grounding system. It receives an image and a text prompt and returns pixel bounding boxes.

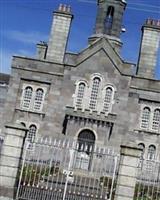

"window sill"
[134,129,160,135]
[15,108,45,118]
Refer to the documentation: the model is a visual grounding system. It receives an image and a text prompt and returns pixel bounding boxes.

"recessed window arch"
[75,82,86,109]
[89,77,101,110]
[138,143,145,159]
[103,86,114,113]
[34,88,44,111]
[105,6,114,34]
[152,109,160,131]
[138,143,145,152]
[78,129,95,152]
[76,129,95,170]
[141,107,151,129]
[22,86,33,109]
[27,124,37,144]
[147,145,156,160]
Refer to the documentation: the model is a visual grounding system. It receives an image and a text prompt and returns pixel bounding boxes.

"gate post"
[0,123,27,200]
[114,144,142,200]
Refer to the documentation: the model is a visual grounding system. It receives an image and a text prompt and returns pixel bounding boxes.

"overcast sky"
[0,0,160,78]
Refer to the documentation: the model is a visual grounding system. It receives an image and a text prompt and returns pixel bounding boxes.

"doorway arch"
[75,129,96,170]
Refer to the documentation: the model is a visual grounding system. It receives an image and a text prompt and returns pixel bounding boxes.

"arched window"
[138,143,145,168]
[34,88,44,111]
[75,82,86,108]
[147,145,156,160]
[105,6,114,34]
[141,107,150,129]
[103,87,114,113]
[89,77,101,110]
[27,125,37,144]
[22,86,33,109]
[138,143,145,159]
[152,109,160,131]
[76,130,95,170]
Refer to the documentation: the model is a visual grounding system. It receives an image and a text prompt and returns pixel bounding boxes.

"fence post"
[0,123,27,200]
[114,144,142,200]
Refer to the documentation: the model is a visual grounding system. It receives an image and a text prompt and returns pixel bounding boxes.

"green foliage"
[100,176,116,200]
[134,183,160,200]
[18,164,60,186]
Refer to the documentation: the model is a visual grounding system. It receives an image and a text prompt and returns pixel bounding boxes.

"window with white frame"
[89,77,101,110]
[103,87,114,113]
[21,85,45,112]
[33,88,44,111]
[152,109,160,131]
[27,124,37,143]
[141,107,150,129]
[75,82,86,108]
[73,74,116,113]
[22,86,33,109]
[138,143,145,159]
[147,145,156,160]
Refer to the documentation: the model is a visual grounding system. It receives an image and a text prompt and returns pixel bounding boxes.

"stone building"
[0,0,160,162]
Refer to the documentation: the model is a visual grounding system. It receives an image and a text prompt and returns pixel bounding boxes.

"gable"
[75,37,128,75]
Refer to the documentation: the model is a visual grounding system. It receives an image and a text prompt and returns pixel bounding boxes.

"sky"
[0,0,160,78]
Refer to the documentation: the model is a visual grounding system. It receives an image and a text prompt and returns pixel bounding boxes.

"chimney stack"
[137,19,160,79]
[36,42,48,60]
[46,4,73,63]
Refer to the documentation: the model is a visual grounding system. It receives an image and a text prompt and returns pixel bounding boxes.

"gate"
[16,138,119,200]
[134,159,160,200]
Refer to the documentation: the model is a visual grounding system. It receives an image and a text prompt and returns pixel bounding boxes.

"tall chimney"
[137,19,160,79]
[46,4,73,63]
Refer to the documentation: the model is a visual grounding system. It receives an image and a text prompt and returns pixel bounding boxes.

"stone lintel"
[120,144,142,158]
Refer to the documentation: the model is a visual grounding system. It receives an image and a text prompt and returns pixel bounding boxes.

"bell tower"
[89,0,127,52]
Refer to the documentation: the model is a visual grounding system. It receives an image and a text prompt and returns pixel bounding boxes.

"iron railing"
[16,137,120,200]
[134,159,160,200]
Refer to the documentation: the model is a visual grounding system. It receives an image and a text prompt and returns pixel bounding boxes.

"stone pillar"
[0,123,27,199]
[46,4,73,63]
[114,144,142,200]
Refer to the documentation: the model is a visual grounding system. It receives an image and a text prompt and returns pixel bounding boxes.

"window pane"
[27,125,36,143]
[34,88,44,111]
[152,109,160,131]
[76,83,85,108]
[103,87,113,112]
[89,77,100,110]
[22,87,33,109]
[141,107,150,129]
[148,145,156,160]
